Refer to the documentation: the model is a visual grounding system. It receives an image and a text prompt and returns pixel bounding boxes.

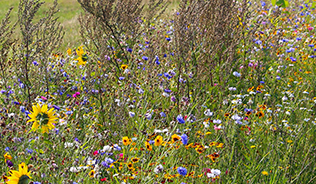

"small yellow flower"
[67,48,72,55]
[89,170,95,178]
[154,135,163,146]
[4,152,12,160]
[171,134,181,143]
[121,64,128,70]
[262,171,268,176]
[131,157,140,163]
[145,141,152,151]
[122,136,132,146]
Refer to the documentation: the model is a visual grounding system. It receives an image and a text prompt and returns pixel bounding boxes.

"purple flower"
[6,160,13,167]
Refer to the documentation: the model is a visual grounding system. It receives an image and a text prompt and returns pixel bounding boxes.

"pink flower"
[214,125,222,131]
[119,153,124,158]
[93,150,98,155]
[41,96,47,100]
[73,92,80,98]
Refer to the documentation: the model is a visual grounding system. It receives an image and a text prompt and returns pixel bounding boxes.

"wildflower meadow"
[1,0,316,183]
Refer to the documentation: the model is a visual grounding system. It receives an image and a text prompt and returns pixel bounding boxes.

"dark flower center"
[36,112,49,125]
[18,175,29,184]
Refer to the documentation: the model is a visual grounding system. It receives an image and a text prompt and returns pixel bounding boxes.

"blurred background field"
[0,0,82,50]
[0,0,179,51]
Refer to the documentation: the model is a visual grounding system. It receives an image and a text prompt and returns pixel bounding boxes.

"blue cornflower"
[181,134,188,145]
[177,114,185,124]
[53,105,60,111]
[290,57,296,62]
[155,56,160,65]
[160,112,166,117]
[177,167,187,176]
[127,48,133,53]
[33,61,39,66]
[255,40,262,45]
[164,89,172,93]
[142,56,148,61]
[26,148,34,154]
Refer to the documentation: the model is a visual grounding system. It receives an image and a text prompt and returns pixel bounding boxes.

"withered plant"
[16,0,64,106]
[0,8,16,93]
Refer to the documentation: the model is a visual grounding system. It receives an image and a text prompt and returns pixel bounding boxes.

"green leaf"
[271,0,277,6]
[276,0,289,7]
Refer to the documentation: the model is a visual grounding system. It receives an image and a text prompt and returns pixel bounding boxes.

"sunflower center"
[36,112,49,125]
[18,175,29,184]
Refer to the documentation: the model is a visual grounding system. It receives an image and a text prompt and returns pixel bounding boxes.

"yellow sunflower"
[6,162,32,184]
[28,104,57,134]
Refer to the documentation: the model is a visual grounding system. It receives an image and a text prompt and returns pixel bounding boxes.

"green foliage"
[271,0,289,7]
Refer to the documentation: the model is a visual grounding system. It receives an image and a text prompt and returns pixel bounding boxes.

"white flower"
[154,164,164,174]
[211,169,221,176]
[232,114,242,121]
[282,96,288,101]
[228,87,236,91]
[203,121,210,128]
[162,92,170,97]
[207,169,221,178]
[102,145,112,152]
[204,109,213,116]
[129,112,135,117]
[207,173,216,178]
[264,93,271,97]
[59,119,67,125]
[70,167,79,172]
[145,113,152,120]
[138,89,144,94]
[233,71,241,77]
[213,119,222,124]
[64,142,74,148]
